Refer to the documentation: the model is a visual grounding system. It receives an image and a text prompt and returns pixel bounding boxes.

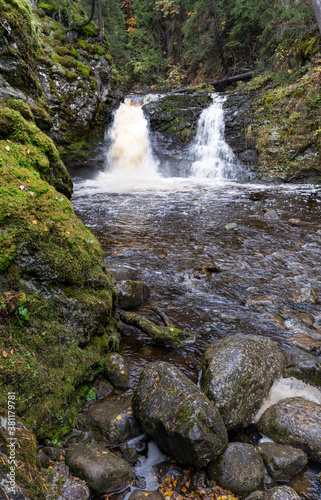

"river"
[71,94,321,499]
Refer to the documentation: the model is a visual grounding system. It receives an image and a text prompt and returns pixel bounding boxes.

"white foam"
[254,377,321,422]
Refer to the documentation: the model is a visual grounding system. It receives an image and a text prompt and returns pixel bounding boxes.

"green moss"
[71,45,79,59]
[6,99,34,121]
[90,76,97,89]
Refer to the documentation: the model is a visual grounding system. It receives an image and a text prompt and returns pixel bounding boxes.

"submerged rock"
[117,280,150,309]
[103,352,130,389]
[224,222,238,230]
[200,334,285,429]
[293,287,318,304]
[207,442,265,498]
[86,395,141,444]
[65,442,134,493]
[132,361,228,467]
[257,442,307,481]
[258,397,321,462]
[264,486,300,500]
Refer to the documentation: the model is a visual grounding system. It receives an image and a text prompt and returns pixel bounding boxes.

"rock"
[117,280,150,310]
[258,397,321,462]
[42,445,61,462]
[129,490,164,500]
[37,450,50,469]
[207,442,265,498]
[263,210,279,221]
[264,486,300,500]
[224,222,238,230]
[283,347,321,388]
[245,493,265,500]
[288,218,303,227]
[122,446,138,465]
[200,334,285,429]
[96,381,113,399]
[190,470,206,491]
[293,288,318,304]
[257,442,307,481]
[247,296,276,308]
[86,395,141,444]
[48,466,90,500]
[132,361,228,468]
[65,443,134,493]
[104,353,130,389]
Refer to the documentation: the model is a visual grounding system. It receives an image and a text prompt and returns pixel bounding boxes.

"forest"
[73,0,321,89]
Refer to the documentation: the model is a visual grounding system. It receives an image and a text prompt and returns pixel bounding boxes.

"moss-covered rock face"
[239,67,321,182]
[143,93,212,143]
[0,102,118,439]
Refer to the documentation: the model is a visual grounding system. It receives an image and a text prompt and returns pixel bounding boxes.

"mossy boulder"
[103,352,130,389]
[258,397,321,462]
[256,442,307,481]
[132,361,228,468]
[0,105,118,439]
[283,346,321,389]
[200,334,285,430]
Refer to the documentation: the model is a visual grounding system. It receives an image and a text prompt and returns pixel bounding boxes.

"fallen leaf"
[10,349,14,355]
[66,231,70,235]
[5,146,10,152]
[155,376,160,381]
[19,185,27,191]
[31,220,37,225]
[27,149,30,154]
[116,415,122,420]
[2,350,8,358]
[120,370,125,374]
[42,332,46,336]
[44,227,48,232]
[59,456,65,460]
[30,215,35,219]
[29,191,34,197]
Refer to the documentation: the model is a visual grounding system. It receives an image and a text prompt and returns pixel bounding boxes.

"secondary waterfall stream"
[72,95,321,499]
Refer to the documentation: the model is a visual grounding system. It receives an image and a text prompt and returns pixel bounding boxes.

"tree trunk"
[311,0,321,34]
[211,0,228,74]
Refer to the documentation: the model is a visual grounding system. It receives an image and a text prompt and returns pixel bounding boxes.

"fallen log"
[117,310,195,348]
[151,305,171,327]
[175,70,262,94]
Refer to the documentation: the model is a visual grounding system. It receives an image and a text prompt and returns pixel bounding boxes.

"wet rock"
[190,470,206,491]
[86,395,141,444]
[42,445,61,462]
[37,450,50,469]
[258,397,321,462]
[283,346,321,388]
[263,210,279,221]
[293,288,318,304]
[257,442,307,481]
[247,296,276,308]
[287,218,303,227]
[264,486,300,500]
[65,442,134,493]
[104,352,129,389]
[122,446,138,465]
[207,442,265,498]
[224,222,238,230]
[154,461,184,481]
[96,380,114,399]
[48,465,90,499]
[245,492,265,500]
[132,361,228,468]
[117,280,150,310]
[129,490,164,500]
[200,334,285,429]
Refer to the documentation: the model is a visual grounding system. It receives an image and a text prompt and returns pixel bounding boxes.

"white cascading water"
[106,97,159,179]
[190,94,239,179]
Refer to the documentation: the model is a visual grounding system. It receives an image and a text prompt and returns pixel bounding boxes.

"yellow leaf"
[120,370,125,374]
[27,149,30,154]
[155,376,160,381]
[31,220,37,225]
[44,227,48,232]
[116,415,122,420]
[5,146,10,152]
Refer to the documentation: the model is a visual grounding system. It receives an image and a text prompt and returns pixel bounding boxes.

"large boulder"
[132,361,228,468]
[258,397,321,462]
[207,442,265,498]
[200,334,285,429]
[86,395,141,444]
[257,442,307,481]
[65,443,133,493]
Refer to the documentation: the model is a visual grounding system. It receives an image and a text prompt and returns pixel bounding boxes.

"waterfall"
[105,97,159,179]
[190,94,240,180]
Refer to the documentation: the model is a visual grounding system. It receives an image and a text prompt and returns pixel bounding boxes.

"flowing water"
[72,94,321,499]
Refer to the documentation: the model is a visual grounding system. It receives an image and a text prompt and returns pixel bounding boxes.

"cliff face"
[0,0,119,445]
